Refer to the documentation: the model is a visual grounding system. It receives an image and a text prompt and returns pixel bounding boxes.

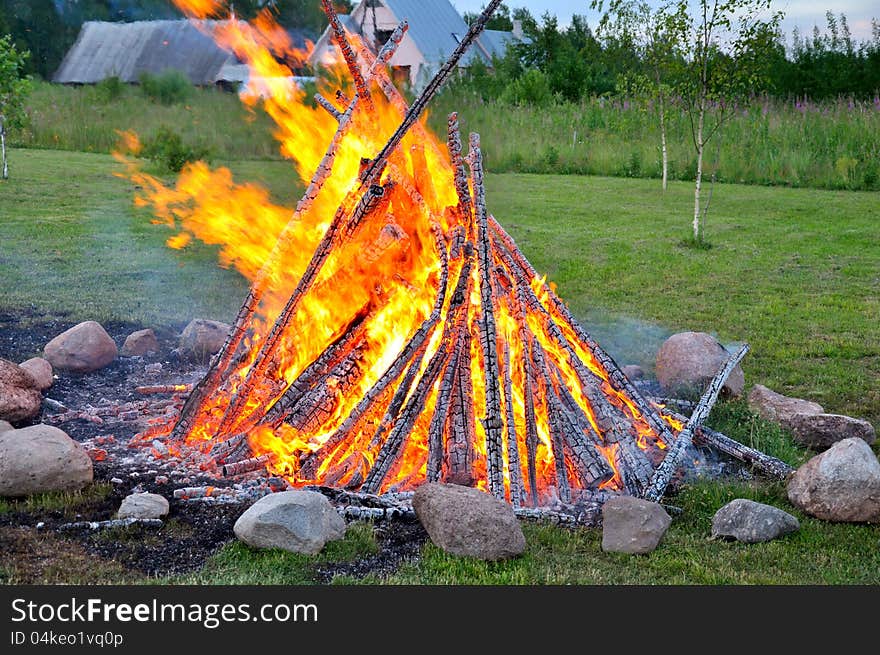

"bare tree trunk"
[659,94,668,192]
[692,105,705,242]
[1,118,8,180]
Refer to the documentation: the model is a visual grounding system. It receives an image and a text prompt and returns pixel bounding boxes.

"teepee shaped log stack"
[152,0,789,509]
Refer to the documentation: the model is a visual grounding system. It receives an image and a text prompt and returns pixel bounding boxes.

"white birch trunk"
[1,118,7,180]
[659,94,668,191]
[692,105,705,241]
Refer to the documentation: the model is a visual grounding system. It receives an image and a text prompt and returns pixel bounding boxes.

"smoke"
[573,309,672,374]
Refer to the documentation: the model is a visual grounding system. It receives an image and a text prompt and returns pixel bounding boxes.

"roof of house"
[380,0,482,66]
[479,29,519,60]
[52,20,236,85]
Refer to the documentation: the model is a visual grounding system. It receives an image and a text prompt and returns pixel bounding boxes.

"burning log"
[469,133,505,499]
[321,0,373,110]
[644,344,751,502]
[168,18,409,444]
[222,454,272,478]
[136,384,193,395]
[658,409,794,481]
[59,518,163,531]
[447,113,472,220]
[315,93,343,121]
[489,217,676,450]
[501,340,525,507]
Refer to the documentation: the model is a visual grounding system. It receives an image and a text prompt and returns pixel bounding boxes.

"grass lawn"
[1,148,878,585]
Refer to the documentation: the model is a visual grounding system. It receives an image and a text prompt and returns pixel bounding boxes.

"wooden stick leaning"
[214,5,501,436]
[469,132,505,499]
[658,408,794,481]
[489,217,676,450]
[169,22,408,443]
[644,344,751,502]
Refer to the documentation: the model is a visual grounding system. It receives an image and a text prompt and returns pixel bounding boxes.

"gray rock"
[0,424,93,496]
[43,321,118,373]
[121,329,160,357]
[601,496,671,554]
[0,420,13,434]
[233,490,346,554]
[622,365,644,380]
[18,357,54,391]
[711,499,799,543]
[0,358,42,423]
[787,438,880,523]
[117,492,169,519]
[747,384,823,428]
[655,331,745,398]
[412,483,526,560]
[179,319,231,361]
[787,413,876,450]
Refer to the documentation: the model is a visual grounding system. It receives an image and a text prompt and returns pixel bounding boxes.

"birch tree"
[668,0,780,243]
[595,1,684,192]
[0,35,31,180]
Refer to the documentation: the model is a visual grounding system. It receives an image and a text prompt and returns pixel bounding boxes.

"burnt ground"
[0,311,428,584]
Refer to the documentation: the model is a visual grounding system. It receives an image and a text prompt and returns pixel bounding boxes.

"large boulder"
[120,329,160,357]
[655,332,745,398]
[0,421,13,434]
[786,413,876,450]
[0,424,93,496]
[787,438,880,523]
[43,321,118,373]
[747,384,823,428]
[0,358,42,423]
[711,499,799,543]
[18,357,54,391]
[179,319,230,361]
[601,496,671,554]
[117,492,169,519]
[412,483,526,560]
[233,490,346,555]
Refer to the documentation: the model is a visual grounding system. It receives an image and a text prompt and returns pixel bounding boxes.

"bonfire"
[116,0,788,519]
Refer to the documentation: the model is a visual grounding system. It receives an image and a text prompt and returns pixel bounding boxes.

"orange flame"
[120,2,670,505]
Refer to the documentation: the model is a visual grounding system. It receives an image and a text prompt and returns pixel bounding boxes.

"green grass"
[0,483,113,517]
[1,148,878,585]
[1,148,876,425]
[335,481,880,585]
[430,93,880,191]
[13,82,880,191]
[172,522,379,585]
[12,80,279,160]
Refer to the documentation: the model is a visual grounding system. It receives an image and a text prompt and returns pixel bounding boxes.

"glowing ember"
[123,0,684,508]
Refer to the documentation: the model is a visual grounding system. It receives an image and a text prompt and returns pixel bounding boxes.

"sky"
[451,1,878,43]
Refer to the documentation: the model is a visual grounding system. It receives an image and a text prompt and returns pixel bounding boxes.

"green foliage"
[95,75,126,103]
[139,70,192,105]
[0,34,31,129]
[141,126,211,172]
[15,80,279,158]
[500,68,553,106]
[429,92,880,192]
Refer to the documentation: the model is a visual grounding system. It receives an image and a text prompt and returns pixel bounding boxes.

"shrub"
[95,76,125,102]
[500,69,553,107]
[141,127,210,172]
[139,70,192,105]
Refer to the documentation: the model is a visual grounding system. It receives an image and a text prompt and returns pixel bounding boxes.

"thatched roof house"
[53,20,238,85]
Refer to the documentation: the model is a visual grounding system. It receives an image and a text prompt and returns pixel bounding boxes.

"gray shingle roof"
[382,0,482,65]
[52,20,236,85]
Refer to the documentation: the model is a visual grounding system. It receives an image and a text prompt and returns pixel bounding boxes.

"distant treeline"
[461,6,880,101]
[0,0,352,80]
